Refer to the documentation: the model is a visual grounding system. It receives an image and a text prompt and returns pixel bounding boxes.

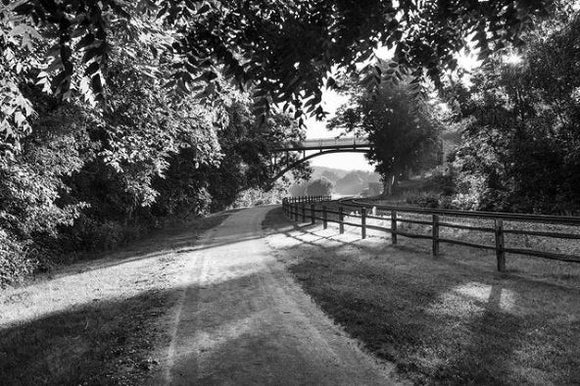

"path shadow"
[0,267,276,385]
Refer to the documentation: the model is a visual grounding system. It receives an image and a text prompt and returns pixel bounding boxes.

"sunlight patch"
[0,252,173,328]
[426,282,516,318]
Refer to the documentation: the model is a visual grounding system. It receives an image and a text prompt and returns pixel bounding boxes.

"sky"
[302,47,396,172]
[303,89,376,172]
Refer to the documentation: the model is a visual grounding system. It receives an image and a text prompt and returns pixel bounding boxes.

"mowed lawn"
[265,207,580,385]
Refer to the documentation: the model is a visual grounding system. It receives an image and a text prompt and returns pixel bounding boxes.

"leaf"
[326,77,337,89]
[82,42,107,64]
[76,33,95,50]
[91,73,103,94]
[84,61,100,77]
[14,111,26,126]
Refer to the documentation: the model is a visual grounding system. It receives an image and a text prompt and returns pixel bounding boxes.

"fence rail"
[281,197,580,272]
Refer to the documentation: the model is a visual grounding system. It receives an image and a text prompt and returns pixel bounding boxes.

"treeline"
[289,168,381,197]
[0,13,303,287]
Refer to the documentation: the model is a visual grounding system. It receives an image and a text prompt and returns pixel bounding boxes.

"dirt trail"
[160,206,399,385]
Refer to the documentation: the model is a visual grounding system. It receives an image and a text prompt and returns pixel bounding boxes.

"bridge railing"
[282,197,580,272]
[273,137,370,151]
[304,138,364,147]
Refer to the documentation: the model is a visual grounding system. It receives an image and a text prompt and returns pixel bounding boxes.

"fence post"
[495,219,506,272]
[361,208,367,239]
[310,204,315,225]
[391,210,397,245]
[294,201,299,221]
[322,205,328,229]
[432,214,440,257]
[301,204,306,222]
[339,206,344,234]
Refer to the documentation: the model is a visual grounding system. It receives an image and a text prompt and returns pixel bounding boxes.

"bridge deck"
[274,137,371,152]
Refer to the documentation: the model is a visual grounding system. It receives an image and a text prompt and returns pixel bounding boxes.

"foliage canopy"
[2,0,555,138]
[445,11,580,212]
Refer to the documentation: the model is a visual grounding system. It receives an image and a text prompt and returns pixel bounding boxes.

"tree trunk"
[381,172,401,198]
[381,173,396,197]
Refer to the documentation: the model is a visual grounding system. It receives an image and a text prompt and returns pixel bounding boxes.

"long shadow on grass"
[0,287,175,385]
[265,207,580,385]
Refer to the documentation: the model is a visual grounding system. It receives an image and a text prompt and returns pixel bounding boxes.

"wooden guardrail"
[283,196,332,223]
[281,197,580,272]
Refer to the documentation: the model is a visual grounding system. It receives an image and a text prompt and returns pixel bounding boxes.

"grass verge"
[0,212,230,385]
[265,207,580,385]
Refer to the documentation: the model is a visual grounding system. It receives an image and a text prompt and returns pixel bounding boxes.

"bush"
[231,187,286,209]
[0,231,33,288]
[306,177,334,196]
[61,216,151,253]
[430,172,455,195]
[406,191,441,208]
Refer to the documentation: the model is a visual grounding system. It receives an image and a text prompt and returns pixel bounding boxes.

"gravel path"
[162,206,399,385]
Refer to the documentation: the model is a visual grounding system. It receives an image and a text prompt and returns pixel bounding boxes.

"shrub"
[406,191,441,208]
[0,231,33,288]
[430,172,456,195]
[306,177,334,196]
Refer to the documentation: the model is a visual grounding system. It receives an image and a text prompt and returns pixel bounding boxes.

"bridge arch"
[269,148,371,183]
[267,137,374,186]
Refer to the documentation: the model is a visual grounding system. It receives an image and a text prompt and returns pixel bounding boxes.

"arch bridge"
[269,137,373,182]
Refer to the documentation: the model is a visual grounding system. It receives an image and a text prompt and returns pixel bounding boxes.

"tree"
[445,10,580,213]
[306,177,334,197]
[206,93,307,211]
[2,0,555,141]
[0,6,312,286]
[331,75,440,196]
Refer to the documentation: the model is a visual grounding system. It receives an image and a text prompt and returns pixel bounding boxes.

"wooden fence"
[281,197,580,272]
